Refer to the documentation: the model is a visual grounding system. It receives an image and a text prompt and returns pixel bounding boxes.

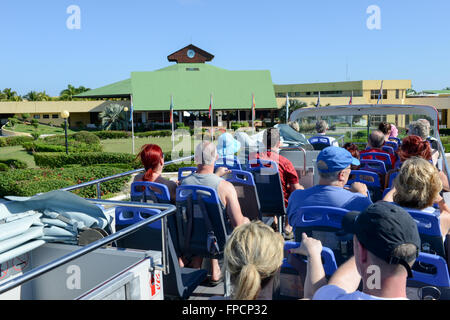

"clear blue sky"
[1,0,449,96]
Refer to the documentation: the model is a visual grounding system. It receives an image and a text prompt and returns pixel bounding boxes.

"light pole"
[124,107,129,132]
[61,110,70,155]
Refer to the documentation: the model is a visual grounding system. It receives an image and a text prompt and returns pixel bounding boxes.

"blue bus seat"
[225,170,261,221]
[359,159,387,175]
[308,136,332,151]
[384,140,398,151]
[247,159,286,232]
[115,206,207,300]
[215,156,242,171]
[389,137,401,145]
[361,152,392,171]
[290,206,352,265]
[178,167,197,182]
[130,181,171,203]
[410,252,450,288]
[175,185,230,259]
[347,170,382,202]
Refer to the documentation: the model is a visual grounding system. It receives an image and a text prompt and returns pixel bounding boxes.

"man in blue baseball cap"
[287,147,373,227]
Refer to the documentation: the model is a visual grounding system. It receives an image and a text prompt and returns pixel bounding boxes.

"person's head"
[217,132,241,157]
[393,157,442,209]
[194,141,218,167]
[389,124,399,138]
[343,143,361,170]
[378,122,392,137]
[224,221,284,300]
[409,121,430,140]
[316,147,360,186]
[288,121,300,132]
[343,202,420,292]
[397,135,432,162]
[315,120,329,134]
[263,128,281,151]
[367,130,385,149]
[138,144,164,181]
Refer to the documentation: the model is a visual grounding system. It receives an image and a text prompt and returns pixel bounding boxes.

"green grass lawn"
[0,145,36,168]
[6,123,75,135]
[101,136,194,154]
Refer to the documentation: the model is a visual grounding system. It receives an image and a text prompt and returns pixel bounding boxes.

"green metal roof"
[131,63,277,111]
[74,79,131,98]
[422,90,450,95]
[274,81,363,93]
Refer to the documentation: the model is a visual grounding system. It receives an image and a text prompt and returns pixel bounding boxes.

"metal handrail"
[60,155,194,198]
[0,200,176,295]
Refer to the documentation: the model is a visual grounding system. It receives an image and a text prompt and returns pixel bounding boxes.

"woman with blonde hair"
[384,157,450,238]
[224,221,284,300]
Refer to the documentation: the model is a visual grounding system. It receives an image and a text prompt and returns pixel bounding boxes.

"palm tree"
[279,99,308,123]
[444,87,450,91]
[60,84,91,100]
[23,91,50,101]
[2,88,22,101]
[99,104,127,130]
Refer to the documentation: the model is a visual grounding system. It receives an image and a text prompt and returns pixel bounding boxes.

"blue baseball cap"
[316,146,360,173]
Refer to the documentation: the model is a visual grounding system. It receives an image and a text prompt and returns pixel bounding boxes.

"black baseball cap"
[342,201,420,278]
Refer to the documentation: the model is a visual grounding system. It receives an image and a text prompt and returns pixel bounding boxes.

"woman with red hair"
[134,144,177,203]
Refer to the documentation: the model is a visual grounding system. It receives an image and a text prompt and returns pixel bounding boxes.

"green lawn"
[6,123,75,135]
[101,136,193,154]
[0,145,36,168]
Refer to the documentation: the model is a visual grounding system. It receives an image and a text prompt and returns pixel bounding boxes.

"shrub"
[0,163,9,172]
[93,131,130,139]
[7,117,18,128]
[135,130,172,138]
[34,152,140,168]
[72,131,101,144]
[0,159,28,169]
[31,132,40,140]
[0,165,131,198]
[23,141,102,153]
[0,136,33,147]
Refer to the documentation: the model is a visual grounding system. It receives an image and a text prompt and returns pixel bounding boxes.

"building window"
[52,114,59,119]
[396,89,399,99]
[370,90,387,100]
[43,114,50,119]
[34,115,40,119]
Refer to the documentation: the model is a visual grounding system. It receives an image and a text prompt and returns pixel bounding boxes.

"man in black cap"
[293,201,420,299]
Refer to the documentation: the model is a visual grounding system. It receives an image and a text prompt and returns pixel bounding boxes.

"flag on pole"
[169,95,174,124]
[349,90,353,105]
[316,91,321,108]
[252,93,256,120]
[208,94,213,119]
[377,80,384,104]
[285,93,290,123]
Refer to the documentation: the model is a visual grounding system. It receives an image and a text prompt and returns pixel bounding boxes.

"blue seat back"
[178,167,197,182]
[361,152,392,170]
[308,136,332,151]
[387,171,399,188]
[406,208,445,258]
[247,159,286,216]
[290,206,350,231]
[130,181,171,203]
[389,137,401,145]
[225,170,261,220]
[175,185,229,258]
[284,241,338,276]
[347,170,381,188]
[382,145,395,156]
[215,156,242,170]
[359,159,387,175]
[411,252,450,288]
[384,141,398,151]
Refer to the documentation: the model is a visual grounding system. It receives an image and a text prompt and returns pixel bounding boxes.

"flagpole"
[350,90,353,140]
[286,93,289,124]
[171,94,175,151]
[130,95,135,155]
[210,94,213,142]
[252,93,255,134]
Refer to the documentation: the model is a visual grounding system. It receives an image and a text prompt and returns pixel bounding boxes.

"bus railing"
[0,200,176,295]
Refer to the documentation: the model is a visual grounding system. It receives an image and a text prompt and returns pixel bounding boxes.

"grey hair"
[318,170,341,181]
[316,120,328,133]
[409,121,429,140]
[194,141,217,165]
[368,130,385,148]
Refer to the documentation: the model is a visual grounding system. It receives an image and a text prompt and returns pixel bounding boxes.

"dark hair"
[398,135,432,162]
[263,128,280,150]
[378,122,392,135]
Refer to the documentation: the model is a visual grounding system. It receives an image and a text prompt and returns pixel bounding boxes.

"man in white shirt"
[315,120,339,147]
[297,202,420,300]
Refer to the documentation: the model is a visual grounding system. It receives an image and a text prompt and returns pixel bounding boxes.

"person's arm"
[382,187,396,202]
[220,181,250,227]
[349,182,368,197]
[289,233,327,299]
[215,167,231,177]
[327,256,361,293]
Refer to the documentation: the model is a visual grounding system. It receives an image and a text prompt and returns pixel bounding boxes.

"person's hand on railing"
[215,167,231,177]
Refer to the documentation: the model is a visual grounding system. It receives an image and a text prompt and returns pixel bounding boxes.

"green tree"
[1,88,22,101]
[59,84,91,101]
[99,104,128,130]
[23,91,50,101]
[279,99,308,123]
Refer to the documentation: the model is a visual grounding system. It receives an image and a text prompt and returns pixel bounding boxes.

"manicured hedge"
[0,165,131,198]
[0,159,28,170]
[34,152,141,168]
[135,130,172,138]
[23,141,102,153]
[92,131,131,140]
[0,136,33,147]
